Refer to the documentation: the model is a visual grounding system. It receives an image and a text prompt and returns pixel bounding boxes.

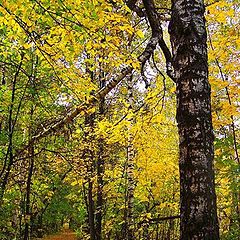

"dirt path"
[42,230,77,240]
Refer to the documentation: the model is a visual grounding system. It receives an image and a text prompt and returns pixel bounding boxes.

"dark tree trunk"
[95,77,106,240]
[23,143,34,240]
[24,55,38,240]
[96,141,103,240]
[84,113,96,240]
[169,0,220,239]
[24,111,34,240]
[88,178,96,240]
[83,65,96,240]
[0,57,23,202]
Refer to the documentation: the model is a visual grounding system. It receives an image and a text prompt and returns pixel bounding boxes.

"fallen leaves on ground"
[42,230,77,240]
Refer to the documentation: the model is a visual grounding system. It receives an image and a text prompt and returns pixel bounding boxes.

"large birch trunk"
[169,0,220,239]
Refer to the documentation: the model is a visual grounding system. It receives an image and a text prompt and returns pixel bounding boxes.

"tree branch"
[142,0,176,82]
[126,0,145,17]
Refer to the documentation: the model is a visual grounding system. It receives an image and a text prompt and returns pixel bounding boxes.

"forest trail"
[41,230,77,240]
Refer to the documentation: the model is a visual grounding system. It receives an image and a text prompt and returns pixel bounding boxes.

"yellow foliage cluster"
[207,0,240,235]
[207,0,240,129]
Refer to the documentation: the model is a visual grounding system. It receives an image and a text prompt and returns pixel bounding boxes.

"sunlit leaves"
[206,1,240,236]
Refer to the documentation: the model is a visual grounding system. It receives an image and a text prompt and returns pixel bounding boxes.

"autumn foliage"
[0,0,239,239]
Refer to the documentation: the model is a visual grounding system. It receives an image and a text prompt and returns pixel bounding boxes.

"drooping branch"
[126,0,176,84]
[142,0,175,82]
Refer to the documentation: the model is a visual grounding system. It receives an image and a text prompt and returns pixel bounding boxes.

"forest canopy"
[0,0,239,239]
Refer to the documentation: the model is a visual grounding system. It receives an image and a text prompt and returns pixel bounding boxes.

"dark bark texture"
[169,0,220,239]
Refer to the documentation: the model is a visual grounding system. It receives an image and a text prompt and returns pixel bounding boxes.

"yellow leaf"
[136,30,144,38]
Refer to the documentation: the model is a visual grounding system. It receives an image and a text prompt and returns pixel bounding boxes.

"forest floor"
[41,230,77,240]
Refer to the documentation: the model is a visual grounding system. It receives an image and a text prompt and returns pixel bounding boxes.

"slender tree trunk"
[95,77,106,240]
[23,106,35,240]
[83,65,96,240]
[126,76,135,240]
[88,177,96,240]
[83,142,95,240]
[23,141,34,240]
[96,141,103,240]
[83,114,96,240]
[169,0,220,239]
[24,54,38,240]
[0,57,23,202]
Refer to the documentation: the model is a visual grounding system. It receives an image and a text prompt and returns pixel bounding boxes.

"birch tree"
[169,0,220,238]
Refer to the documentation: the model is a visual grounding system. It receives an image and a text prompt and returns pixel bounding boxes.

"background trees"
[0,0,239,239]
